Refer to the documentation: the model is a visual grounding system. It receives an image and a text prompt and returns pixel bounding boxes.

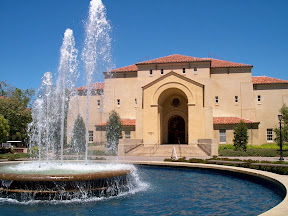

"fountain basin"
[0,162,135,201]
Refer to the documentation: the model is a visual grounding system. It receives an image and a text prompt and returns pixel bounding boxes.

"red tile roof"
[213,117,259,125]
[137,54,208,65]
[109,54,252,73]
[252,76,288,85]
[77,82,105,90]
[204,58,252,68]
[97,119,135,126]
[110,64,138,73]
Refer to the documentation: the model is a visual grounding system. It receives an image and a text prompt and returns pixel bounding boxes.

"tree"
[0,82,34,144]
[106,110,122,154]
[274,105,288,145]
[233,121,249,151]
[70,115,86,153]
[0,114,10,144]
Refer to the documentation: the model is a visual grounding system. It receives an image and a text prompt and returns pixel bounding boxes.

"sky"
[0,0,287,91]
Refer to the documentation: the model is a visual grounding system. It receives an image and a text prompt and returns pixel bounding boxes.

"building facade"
[67,54,288,156]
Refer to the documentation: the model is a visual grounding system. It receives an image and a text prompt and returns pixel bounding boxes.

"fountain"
[0,162,137,201]
[0,0,286,214]
[0,0,140,202]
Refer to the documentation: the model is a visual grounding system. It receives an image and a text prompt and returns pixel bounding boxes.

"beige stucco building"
[67,54,288,157]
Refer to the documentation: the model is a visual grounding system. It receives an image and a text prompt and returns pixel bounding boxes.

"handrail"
[125,144,143,154]
[178,140,182,157]
[150,141,160,156]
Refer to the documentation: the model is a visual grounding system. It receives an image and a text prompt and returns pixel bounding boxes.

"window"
[215,96,219,103]
[219,129,226,143]
[89,131,93,142]
[125,131,131,139]
[117,99,120,107]
[267,129,273,142]
[235,96,238,103]
[161,69,164,75]
[257,95,261,103]
[135,98,137,105]
[149,69,153,75]
[171,98,180,107]
[194,67,198,74]
[97,99,100,108]
[183,68,186,74]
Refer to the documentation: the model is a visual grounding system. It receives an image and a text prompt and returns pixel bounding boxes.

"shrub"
[233,121,249,151]
[219,144,234,151]
[164,157,288,175]
[0,152,29,160]
[29,146,39,158]
[188,158,207,163]
[219,148,288,157]
[88,150,116,156]
[0,114,9,144]
[0,147,13,154]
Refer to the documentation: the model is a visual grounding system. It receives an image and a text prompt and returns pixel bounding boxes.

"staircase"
[126,144,209,157]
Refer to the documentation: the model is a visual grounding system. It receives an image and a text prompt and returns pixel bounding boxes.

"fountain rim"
[0,169,132,182]
[0,162,133,181]
[125,160,288,216]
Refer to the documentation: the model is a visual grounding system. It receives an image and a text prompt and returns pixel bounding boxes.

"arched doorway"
[158,88,188,144]
[168,115,185,144]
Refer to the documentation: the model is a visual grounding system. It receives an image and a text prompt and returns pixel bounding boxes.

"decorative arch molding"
[164,111,188,124]
[152,82,195,106]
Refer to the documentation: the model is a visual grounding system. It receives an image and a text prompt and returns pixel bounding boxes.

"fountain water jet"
[82,0,113,163]
[57,28,78,163]
[0,0,141,202]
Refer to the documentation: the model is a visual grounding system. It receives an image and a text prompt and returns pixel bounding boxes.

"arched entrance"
[157,88,188,144]
[168,115,185,144]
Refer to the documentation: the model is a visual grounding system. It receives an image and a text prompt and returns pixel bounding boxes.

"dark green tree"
[274,105,288,145]
[70,115,86,153]
[106,110,122,154]
[0,114,10,144]
[233,120,249,151]
[0,81,34,144]
[49,89,70,158]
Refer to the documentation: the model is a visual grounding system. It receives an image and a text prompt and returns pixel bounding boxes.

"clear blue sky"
[0,0,287,91]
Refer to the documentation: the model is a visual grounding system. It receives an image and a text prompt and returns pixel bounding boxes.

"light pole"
[278,114,284,161]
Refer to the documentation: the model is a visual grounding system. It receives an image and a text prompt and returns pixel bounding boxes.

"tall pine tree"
[233,120,249,151]
[106,110,122,154]
[70,115,86,153]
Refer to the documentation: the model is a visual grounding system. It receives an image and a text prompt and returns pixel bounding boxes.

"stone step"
[126,144,209,157]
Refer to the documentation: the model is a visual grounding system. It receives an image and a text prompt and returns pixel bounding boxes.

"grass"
[88,150,117,156]
[219,143,288,150]
[219,143,288,157]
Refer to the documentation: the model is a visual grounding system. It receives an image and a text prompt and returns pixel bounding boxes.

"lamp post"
[278,114,284,161]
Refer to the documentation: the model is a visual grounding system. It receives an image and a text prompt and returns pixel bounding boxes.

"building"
[67,54,288,157]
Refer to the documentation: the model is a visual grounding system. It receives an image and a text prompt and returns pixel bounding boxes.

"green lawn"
[219,143,288,157]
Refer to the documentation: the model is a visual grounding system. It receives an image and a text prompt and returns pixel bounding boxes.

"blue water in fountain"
[0,166,283,216]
